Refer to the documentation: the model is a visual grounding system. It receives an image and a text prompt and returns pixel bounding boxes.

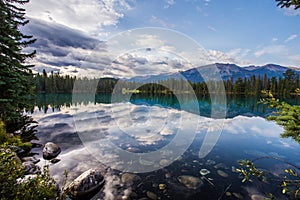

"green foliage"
[32,70,300,98]
[237,159,266,183]
[276,0,300,9]
[237,158,300,199]
[0,143,57,199]
[237,90,300,199]
[0,120,31,150]
[261,90,300,144]
[0,0,36,133]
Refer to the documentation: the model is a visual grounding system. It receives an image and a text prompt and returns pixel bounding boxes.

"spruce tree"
[0,0,36,132]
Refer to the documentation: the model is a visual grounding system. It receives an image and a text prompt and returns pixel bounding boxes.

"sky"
[21,0,300,78]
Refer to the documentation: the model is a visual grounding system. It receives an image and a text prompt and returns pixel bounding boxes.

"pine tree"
[0,0,36,132]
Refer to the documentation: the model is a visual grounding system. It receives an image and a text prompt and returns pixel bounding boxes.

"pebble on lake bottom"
[199,168,210,176]
[178,175,203,190]
[217,170,228,178]
[146,191,157,200]
[159,183,166,190]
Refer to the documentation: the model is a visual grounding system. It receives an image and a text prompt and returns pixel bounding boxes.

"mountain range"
[127,63,300,83]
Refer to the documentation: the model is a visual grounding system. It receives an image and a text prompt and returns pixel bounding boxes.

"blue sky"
[22,0,300,77]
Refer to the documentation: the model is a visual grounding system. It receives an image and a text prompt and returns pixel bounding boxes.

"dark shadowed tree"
[0,0,36,132]
[276,0,300,9]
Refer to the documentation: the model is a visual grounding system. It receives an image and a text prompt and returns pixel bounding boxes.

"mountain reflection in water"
[31,94,300,199]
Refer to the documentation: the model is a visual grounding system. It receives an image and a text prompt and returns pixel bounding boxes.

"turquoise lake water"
[31,93,300,200]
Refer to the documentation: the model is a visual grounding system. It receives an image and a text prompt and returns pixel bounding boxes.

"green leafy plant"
[237,90,300,199]
[260,90,300,144]
[237,157,300,199]
[0,144,58,199]
[237,159,266,183]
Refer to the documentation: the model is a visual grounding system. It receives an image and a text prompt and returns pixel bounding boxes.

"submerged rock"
[177,175,203,190]
[233,192,243,199]
[199,169,210,176]
[43,142,61,160]
[68,168,106,198]
[121,173,141,185]
[214,163,227,169]
[139,157,154,166]
[159,183,166,190]
[159,159,169,166]
[205,159,216,165]
[251,194,265,200]
[165,172,171,179]
[217,170,228,178]
[146,191,157,200]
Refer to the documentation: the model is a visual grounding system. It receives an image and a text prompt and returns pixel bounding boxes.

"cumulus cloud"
[207,50,239,63]
[20,0,134,77]
[22,18,111,76]
[23,0,132,36]
[110,49,192,77]
[21,9,250,79]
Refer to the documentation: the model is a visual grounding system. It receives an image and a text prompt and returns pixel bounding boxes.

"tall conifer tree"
[0,0,36,132]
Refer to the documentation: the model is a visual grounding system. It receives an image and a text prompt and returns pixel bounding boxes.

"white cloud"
[208,26,217,32]
[23,0,132,36]
[204,0,211,6]
[207,49,243,64]
[272,38,278,42]
[151,15,175,28]
[133,34,166,49]
[164,0,175,9]
[281,6,300,16]
[285,34,298,43]
[254,45,288,57]
[228,48,251,60]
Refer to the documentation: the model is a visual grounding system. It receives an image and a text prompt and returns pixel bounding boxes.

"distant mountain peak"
[127,63,299,83]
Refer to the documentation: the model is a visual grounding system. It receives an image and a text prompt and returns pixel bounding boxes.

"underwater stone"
[199,169,210,176]
[177,175,203,190]
[217,170,228,178]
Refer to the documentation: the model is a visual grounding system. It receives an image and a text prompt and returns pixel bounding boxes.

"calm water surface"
[31,94,300,200]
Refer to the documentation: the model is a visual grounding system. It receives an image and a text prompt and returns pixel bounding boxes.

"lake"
[31,93,300,200]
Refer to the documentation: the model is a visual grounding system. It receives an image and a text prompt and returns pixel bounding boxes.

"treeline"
[33,70,116,93]
[32,69,300,96]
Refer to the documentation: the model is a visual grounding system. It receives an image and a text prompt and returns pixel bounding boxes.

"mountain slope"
[127,63,299,83]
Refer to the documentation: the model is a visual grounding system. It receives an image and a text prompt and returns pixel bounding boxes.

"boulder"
[22,156,40,164]
[7,145,25,156]
[22,161,40,175]
[68,168,106,198]
[43,142,61,160]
